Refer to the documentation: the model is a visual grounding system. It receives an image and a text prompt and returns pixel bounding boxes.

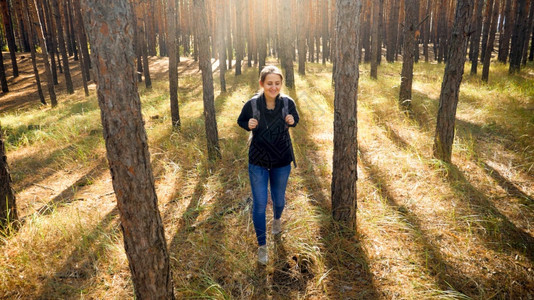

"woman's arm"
[237,100,253,131]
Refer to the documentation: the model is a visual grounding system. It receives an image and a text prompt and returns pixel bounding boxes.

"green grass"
[0,57,533,299]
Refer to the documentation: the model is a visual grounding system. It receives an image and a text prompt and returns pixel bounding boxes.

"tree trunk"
[194,0,221,160]
[13,0,31,52]
[235,0,243,75]
[530,27,534,61]
[74,28,89,96]
[437,0,449,63]
[280,0,294,88]
[387,0,399,62]
[322,0,329,64]
[498,0,514,62]
[38,0,59,85]
[0,126,18,232]
[21,0,46,104]
[423,0,431,62]
[297,0,308,75]
[226,0,233,70]
[51,0,74,94]
[521,0,534,65]
[433,0,473,163]
[64,0,74,57]
[256,0,266,73]
[482,0,499,82]
[79,1,175,298]
[0,0,19,78]
[168,0,180,128]
[399,0,417,109]
[362,2,371,63]
[332,0,360,230]
[509,0,527,73]
[217,0,227,91]
[72,0,91,79]
[480,0,494,65]
[0,49,8,92]
[27,0,57,106]
[370,0,380,78]
[470,0,484,74]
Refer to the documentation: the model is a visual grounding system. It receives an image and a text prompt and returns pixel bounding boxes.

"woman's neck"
[264,94,276,109]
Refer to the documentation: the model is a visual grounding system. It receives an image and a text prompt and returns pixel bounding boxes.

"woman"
[237,65,299,264]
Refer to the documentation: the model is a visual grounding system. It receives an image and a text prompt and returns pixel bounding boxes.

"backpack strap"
[251,95,261,123]
[280,95,297,168]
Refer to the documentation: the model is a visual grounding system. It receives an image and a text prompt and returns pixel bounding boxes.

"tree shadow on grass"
[21,158,108,224]
[444,164,534,262]
[35,206,120,299]
[287,89,378,299]
[359,145,478,297]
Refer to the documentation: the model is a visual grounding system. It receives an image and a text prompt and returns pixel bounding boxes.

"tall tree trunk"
[433,0,473,162]
[21,0,46,104]
[74,28,89,96]
[322,0,329,64]
[51,0,74,94]
[437,0,449,63]
[423,0,431,62]
[0,0,19,77]
[498,0,514,62]
[0,126,18,232]
[362,2,371,63]
[39,0,59,85]
[521,0,534,65]
[72,0,91,79]
[387,0,399,62]
[370,0,380,78]
[168,0,180,128]
[482,0,500,82]
[64,0,74,57]
[332,0,360,230]
[0,49,8,92]
[235,0,244,75]
[399,0,417,110]
[509,0,527,73]
[27,0,57,106]
[217,0,227,91]
[530,27,534,61]
[256,0,266,73]
[226,0,233,70]
[280,0,294,88]
[13,0,31,52]
[470,0,484,74]
[194,0,221,160]
[79,1,175,298]
[480,0,494,65]
[297,0,308,75]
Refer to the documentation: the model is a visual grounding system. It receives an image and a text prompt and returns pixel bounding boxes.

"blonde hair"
[259,65,283,83]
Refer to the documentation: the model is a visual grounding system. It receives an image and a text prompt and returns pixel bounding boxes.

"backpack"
[248,94,297,167]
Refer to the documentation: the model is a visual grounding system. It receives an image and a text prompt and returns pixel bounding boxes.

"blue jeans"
[249,163,291,246]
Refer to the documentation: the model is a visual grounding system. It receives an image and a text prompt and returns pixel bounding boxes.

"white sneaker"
[257,245,268,265]
[272,218,282,235]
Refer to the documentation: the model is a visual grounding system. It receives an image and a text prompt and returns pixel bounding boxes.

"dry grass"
[0,55,533,299]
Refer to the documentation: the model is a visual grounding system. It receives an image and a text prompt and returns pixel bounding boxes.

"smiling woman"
[237,65,299,265]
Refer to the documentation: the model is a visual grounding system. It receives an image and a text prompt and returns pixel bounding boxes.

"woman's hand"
[285,114,295,126]
[248,118,258,130]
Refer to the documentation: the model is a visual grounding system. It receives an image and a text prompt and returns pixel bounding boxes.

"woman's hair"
[259,65,284,83]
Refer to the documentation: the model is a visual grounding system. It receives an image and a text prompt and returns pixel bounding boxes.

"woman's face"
[260,73,283,100]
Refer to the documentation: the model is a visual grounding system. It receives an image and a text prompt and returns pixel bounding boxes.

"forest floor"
[0,53,533,299]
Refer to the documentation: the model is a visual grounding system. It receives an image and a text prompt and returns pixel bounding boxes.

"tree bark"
[168,0,180,128]
[399,0,417,109]
[51,0,74,94]
[297,0,308,75]
[480,0,494,65]
[0,0,19,78]
[13,0,31,52]
[194,0,221,160]
[72,0,91,79]
[332,0,360,230]
[21,0,46,104]
[433,0,473,163]
[470,0,484,74]
[79,1,175,298]
[0,49,8,92]
[322,0,329,64]
[482,0,500,82]
[27,0,57,106]
[217,0,227,92]
[521,0,534,65]
[497,0,513,62]
[280,0,294,88]
[0,126,18,232]
[509,0,527,74]
[387,0,399,62]
[256,0,266,73]
[235,0,244,75]
[370,0,380,78]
